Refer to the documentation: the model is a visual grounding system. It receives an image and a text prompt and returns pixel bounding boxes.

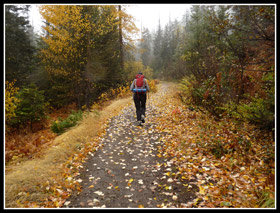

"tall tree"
[140,27,152,67]
[152,19,163,77]
[5,5,35,87]
[207,5,275,103]
[39,5,92,108]
[39,5,137,109]
[118,5,124,72]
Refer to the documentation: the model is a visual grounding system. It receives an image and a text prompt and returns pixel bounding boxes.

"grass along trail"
[5,89,137,208]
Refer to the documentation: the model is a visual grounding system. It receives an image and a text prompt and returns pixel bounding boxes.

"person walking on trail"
[130,72,150,126]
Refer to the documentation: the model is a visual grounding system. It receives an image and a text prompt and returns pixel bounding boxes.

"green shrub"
[241,73,275,130]
[180,72,275,131]
[179,75,225,118]
[10,83,48,129]
[237,95,274,130]
[220,73,275,130]
[257,190,275,208]
[178,75,196,105]
[51,110,83,135]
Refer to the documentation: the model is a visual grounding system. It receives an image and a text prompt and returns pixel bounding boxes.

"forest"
[5,4,275,208]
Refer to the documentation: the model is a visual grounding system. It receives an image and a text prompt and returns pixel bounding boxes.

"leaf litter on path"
[63,82,274,208]
[64,83,199,208]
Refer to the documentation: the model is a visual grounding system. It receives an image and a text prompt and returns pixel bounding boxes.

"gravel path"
[66,84,198,208]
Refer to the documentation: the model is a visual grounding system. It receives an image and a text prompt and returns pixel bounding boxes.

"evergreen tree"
[5,5,35,87]
[152,19,163,77]
[140,27,152,67]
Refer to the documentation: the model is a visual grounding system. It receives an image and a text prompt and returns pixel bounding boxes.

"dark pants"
[133,93,147,121]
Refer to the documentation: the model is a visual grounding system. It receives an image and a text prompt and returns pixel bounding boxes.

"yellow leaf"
[138,205,144,208]
[259,177,266,182]
[88,185,94,188]
[157,153,162,158]
[165,186,172,190]
[199,186,206,195]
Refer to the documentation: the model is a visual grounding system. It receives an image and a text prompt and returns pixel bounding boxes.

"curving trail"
[66,83,198,208]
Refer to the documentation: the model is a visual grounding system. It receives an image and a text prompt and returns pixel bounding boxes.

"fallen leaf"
[199,186,206,195]
[94,191,104,196]
[76,179,83,183]
[167,178,173,183]
[64,201,71,206]
[172,195,178,200]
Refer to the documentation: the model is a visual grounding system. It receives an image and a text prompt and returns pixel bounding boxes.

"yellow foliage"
[97,85,130,104]
[143,66,154,80]
[116,85,130,98]
[39,5,138,89]
[39,5,92,81]
[124,60,154,81]
[148,80,158,93]
[5,80,20,124]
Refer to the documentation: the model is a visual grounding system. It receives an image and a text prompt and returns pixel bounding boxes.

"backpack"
[135,74,145,89]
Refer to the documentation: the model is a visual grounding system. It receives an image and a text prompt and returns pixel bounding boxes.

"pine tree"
[140,27,152,67]
[5,5,35,87]
[152,19,163,77]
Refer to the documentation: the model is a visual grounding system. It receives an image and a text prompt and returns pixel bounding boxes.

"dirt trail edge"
[66,83,198,208]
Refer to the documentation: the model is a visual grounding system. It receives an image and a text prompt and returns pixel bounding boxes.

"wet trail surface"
[66,84,198,208]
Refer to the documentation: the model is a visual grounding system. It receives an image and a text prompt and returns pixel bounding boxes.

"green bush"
[220,73,275,130]
[10,83,48,129]
[179,75,225,118]
[178,75,196,105]
[51,110,83,135]
[180,72,275,130]
[257,190,275,208]
[237,95,274,130]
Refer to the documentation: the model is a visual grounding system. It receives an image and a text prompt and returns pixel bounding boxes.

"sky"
[29,4,191,38]
[125,4,191,34]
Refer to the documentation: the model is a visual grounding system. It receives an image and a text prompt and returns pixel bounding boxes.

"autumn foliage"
[39,5,138,110]
[5,80,20,125]
[154,84,275,208]
[5,4,275,209]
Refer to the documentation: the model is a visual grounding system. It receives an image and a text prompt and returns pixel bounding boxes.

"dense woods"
[138,5,274,129]
[5,5,275,130]
[5,4,275,208]
[6,5,136,117]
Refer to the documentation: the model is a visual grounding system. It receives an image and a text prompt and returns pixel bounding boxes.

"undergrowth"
[51,110,83,135]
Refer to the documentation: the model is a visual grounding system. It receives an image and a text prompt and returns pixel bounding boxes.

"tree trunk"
[118,5,124,72]
[76,83,82,110]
